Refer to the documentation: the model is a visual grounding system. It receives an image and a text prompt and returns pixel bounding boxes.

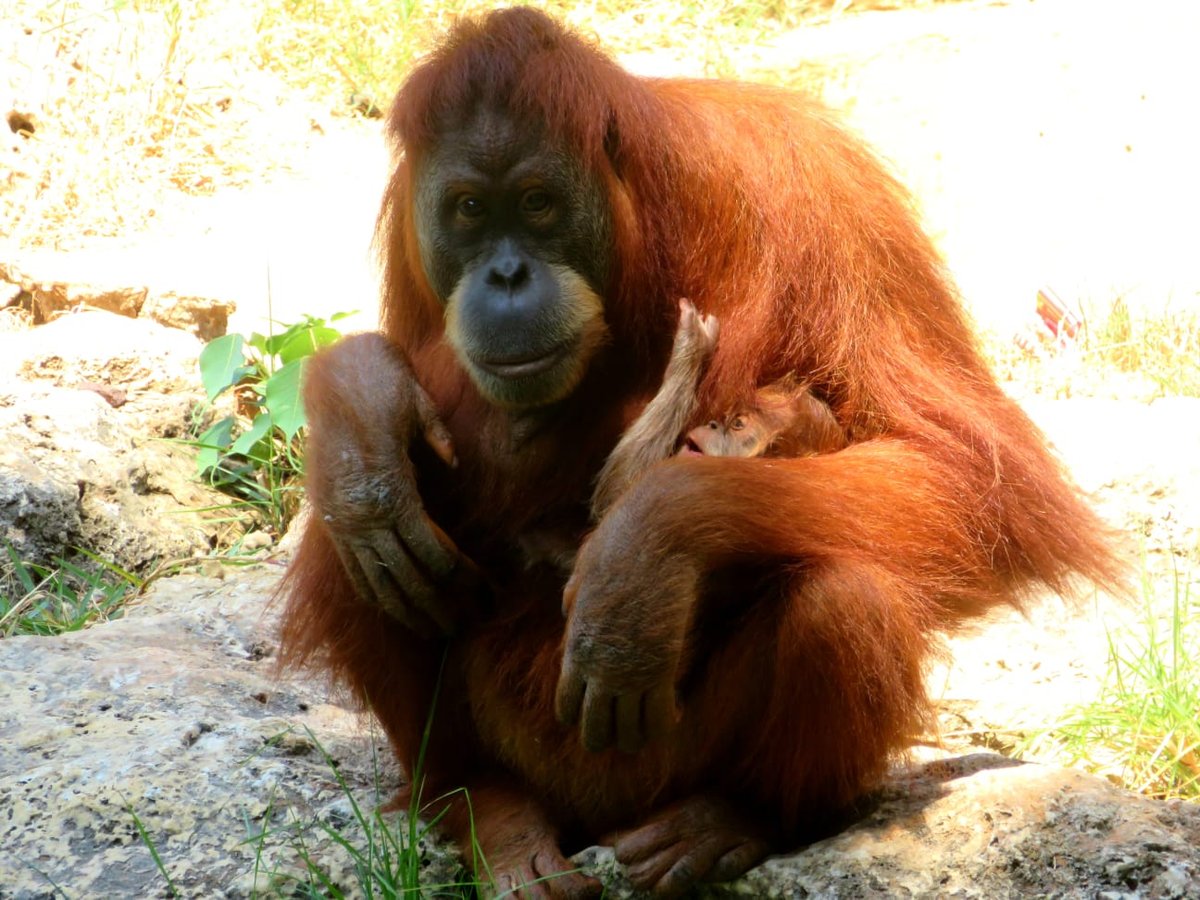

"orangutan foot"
[477,840,601,900]
[469,789,602,900]
[613,794,773,897]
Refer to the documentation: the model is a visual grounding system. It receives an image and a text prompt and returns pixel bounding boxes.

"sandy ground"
[768,0,1200,334]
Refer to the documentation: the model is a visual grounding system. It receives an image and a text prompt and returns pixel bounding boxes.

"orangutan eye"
[457,195,486,219]
[520,189,552,215]
[730,416,746,431]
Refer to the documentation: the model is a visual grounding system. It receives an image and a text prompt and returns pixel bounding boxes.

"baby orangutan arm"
[589,298,719,520]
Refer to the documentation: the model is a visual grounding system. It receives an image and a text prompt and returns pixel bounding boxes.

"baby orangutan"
[679,379,848,460]
[523,300,846,572]
[590,298,848,521]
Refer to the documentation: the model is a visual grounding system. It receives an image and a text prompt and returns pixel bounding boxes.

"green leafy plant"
[194,313,351,534]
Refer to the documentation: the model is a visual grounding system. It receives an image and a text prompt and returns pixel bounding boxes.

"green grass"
[128,729,476,898]
[1023,557,1200,801]
[0,547,143,637]
[253,734,475,897]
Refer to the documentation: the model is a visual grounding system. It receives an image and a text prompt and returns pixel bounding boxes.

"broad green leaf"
[263,358,308,441]
[199,334,245,401]
[195,415,236,475]
[247,332,270,355]
[262,330,290,357]
[230,413,274,459]
[279,326,340,364]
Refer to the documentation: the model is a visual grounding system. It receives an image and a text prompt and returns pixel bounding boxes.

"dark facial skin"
[413,108,613,409]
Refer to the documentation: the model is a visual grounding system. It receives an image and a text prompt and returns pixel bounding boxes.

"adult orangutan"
[281,8,1121,897]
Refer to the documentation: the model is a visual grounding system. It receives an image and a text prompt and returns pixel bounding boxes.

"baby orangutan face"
[681,378,846,460]
[683,411,778,457]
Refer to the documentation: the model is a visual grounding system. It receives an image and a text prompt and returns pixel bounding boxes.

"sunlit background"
[4,0,1198,398]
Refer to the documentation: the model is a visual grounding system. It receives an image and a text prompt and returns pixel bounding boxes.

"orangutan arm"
[556,443,988,753]
[590,299,719,521]
[303,332,479,636]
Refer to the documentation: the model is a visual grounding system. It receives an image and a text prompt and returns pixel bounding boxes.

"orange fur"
[281,7,1124,890]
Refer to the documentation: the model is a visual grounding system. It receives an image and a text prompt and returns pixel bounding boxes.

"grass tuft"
[0,546,143,637]
[1086,298,1200,397]
[1022,557,1200,801]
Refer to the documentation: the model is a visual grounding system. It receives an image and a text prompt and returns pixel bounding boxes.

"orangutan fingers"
[531,851,602,899]
[329,536,437,638]
[386,508,456,581]
[648,832,762,894]
[613,816,677,866]
[369,531,455,635]
[400,511,487,602]
[643,683,679,744]
[369,532,435,604]
[624,847,687,897]
[675,297,698,342]
[504,866,552,900]
[487,870,535,900]
[356,553,440,639]
[674,298,719,360]
[614,691,645,754]
[579,685,615,753]
[438,522,486,592]
[697,308,720,348]
[330,539,377,606]
[411,379,458,468]
[554,663,585,727]
[704,838,770,884]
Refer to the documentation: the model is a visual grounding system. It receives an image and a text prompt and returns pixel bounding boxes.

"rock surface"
[0,567,459,899]
[0,310,231,571]
[0,258,235,341]
[2,569,1198,898]
[582,757,1200,898]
